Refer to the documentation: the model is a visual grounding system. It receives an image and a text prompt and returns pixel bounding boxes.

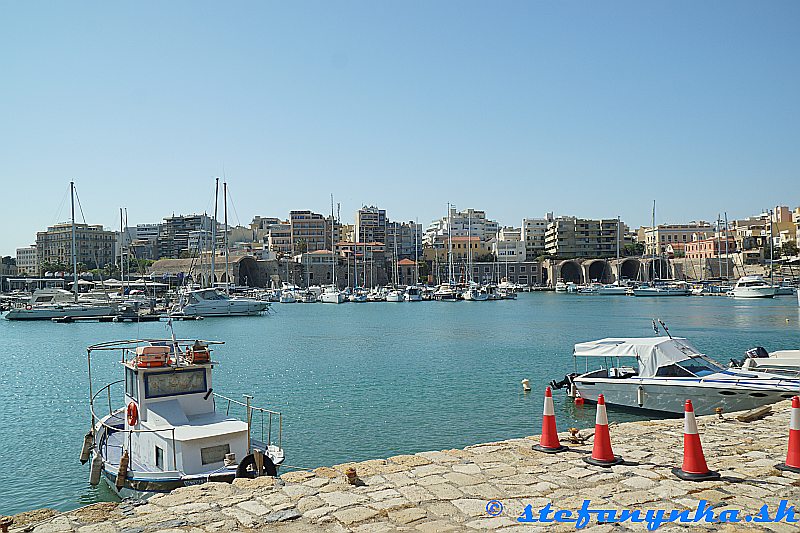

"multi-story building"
[265,223,292,256]
[386,221,423,259]
[118,224,160,261]
[15,245,37,275]
[355,206,387,245]
[523,214,553,260]
[684,235,738,259]
[544,217,629,258]
[423,236,491,263]
[36,223,117,269]
[491,227,526,262]
[639,222,712,256]
[0,257,18,290]
[289,210,327,254]
[250,216,282,241]
[158,214,215,258]
[424,207,498,245]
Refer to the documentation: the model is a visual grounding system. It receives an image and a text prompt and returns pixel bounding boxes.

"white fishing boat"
[83,337,284,499]
[171,288,269,317]
[550,336,799,415]
[463,282,489,301]
[554,280,568,292]
[728,275,777,298]
[404,285,423,302]
[385,289,404,302]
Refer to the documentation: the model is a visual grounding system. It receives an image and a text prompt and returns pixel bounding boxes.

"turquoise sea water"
[1,293,799,515]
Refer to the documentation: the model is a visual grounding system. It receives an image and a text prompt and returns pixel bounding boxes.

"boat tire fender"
[236,452,277,478]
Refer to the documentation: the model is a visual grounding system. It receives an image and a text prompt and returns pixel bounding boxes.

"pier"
[8,398,800,532]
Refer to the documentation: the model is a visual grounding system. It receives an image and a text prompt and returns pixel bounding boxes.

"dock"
[8,398,800,532]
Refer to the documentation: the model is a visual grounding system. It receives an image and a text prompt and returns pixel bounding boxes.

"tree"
[624,243,645,257]
[780,241,798,258]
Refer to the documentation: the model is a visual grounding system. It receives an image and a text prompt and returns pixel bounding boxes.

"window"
[155,446,164,470]
[655,364,694,378]
[520,266,526,273]
[125,367,138,401]
[678,358,723,377]
[201,444,231,465]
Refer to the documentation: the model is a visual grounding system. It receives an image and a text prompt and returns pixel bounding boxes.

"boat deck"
[99,412,158,473]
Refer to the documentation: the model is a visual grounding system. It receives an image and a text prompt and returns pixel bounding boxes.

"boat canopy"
[573,337,707,378]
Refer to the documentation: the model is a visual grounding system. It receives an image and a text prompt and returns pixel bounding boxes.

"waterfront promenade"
[9,398,799,532]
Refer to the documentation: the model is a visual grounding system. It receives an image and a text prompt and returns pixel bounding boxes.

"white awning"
[573,337,704,378]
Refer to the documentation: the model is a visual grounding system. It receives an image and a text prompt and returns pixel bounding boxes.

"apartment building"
[639,222,712,256]
[544,217,629,258]
[354,206,387,245]
[36,223,117,269]
[15,245,37,275]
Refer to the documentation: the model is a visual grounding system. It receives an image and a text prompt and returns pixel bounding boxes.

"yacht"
[728,275,777,298]
[171,288,269,317]
[84,338,284,498]
[319,285,345,304]
[404,286,423,302]
[433,284,460,301]
[632,283,690,297]
[297,290,318,303]
[348,288,368,303]
[550,336,799,415]
[554,280,568,292]
[596,284,628,295]
[279,290,297,304]
[462,283,489,301]
[367,287,387,302]
[385,288,404,302]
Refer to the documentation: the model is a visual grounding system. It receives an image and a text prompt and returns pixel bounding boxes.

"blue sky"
[1,1,798,254]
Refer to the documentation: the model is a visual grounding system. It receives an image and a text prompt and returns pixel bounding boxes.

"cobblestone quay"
[8,399,800,532]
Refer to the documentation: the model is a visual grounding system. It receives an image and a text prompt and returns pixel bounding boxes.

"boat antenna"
[652,319,660,336]
[658,319,672,339]
[166,318,180,364]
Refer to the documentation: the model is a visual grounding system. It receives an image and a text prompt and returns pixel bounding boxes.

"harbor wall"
[9,398,799,532]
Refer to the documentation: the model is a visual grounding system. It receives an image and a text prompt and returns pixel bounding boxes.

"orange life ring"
[25,304,32,310]
[127,402,139,426]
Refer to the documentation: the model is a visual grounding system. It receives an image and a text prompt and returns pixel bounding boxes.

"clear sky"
[1,1,798,255]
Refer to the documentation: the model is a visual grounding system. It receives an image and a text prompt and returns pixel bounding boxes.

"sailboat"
[463,212,488,301]
[597,217,628,295]
[433,203,460,301]
[6,182,115,320]
[385,224,404,302]
[320,194,345,304]
[170,179,269,316]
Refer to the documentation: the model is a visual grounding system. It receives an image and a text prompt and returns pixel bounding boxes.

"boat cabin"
[120,341,248,477]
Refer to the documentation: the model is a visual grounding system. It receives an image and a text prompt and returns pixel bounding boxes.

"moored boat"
[728,275,777,298]
[84,338,284,499]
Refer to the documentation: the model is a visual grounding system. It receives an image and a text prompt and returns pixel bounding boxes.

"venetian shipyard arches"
[584,259,612,284]
[557,260,583,284]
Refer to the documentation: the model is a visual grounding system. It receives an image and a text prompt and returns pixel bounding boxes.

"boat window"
[155,446,164,470]
[677,357,724,377]
[201,443,231,465]
[125,367,138,401]
[144,368,207,398]
[655,364,694,378]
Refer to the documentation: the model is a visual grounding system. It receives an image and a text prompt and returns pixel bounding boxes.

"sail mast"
[224,181,230,295]
[71,181,78,302]
[210,178,219,289]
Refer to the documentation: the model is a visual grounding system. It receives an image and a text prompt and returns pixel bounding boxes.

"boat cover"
[573,337,703,378]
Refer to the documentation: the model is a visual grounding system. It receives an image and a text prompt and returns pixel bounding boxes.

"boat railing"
[213,392,282,452]
[90,380,179,472]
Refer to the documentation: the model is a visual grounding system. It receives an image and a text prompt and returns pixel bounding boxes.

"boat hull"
[730,287,777,298]
[5,305,115,320]
[573,377,797,415]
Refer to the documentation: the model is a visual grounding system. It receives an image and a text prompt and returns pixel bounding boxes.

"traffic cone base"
[533,443,568,454]
[775,463,800,474]
[671,467,721,481]
[583,455,623,467]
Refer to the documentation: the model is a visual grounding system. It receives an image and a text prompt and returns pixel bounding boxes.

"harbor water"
[1,293,799,515]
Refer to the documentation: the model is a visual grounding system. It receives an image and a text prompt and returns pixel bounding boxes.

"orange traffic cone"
[583,394,623,467]
[776,396,800,474]
[533,387,568,453]
[672,399,720,481]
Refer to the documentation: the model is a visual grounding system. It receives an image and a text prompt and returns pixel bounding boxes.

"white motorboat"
[296,290,318,303]
[462,283,489,301]
[367,287,387,302]
[433,284,460,301]
[385,289,404,302]
[5,302,116,320]
[84,338,284,499]
[577,283,600,294]
[551,336,799,415]
[554,280,568,293]
[732,346,800,378]
[632,283,690,297]
[319,285,345,304]
[171,288,269,317]
[404,285,423,302]
[774,281,796,296]
[729,275,777,298]
[279,290,297,304]
[348,288,368,303]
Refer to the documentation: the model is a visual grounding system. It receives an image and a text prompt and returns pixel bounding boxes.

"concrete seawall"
[8,399,800,532]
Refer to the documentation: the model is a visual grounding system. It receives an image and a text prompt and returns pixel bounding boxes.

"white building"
[15,245,37,275]
[491,227,526,262]
[523,214,553,260]
[424,207,498,246]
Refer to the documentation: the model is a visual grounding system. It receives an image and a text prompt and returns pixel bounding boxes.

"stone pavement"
[9,399,800,532]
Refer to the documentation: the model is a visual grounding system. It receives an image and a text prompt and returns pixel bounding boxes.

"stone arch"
[647,258,671,280]
[235,256,264,287]
[585,259,612,283]
[558,260,583,284]
[617,258,641,282]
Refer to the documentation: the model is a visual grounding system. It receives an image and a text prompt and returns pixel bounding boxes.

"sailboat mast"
[616,216,620,284]
[724,212,730,279]
[330,194,336,288]
[447,203,454,284]
[716,214,722,279]
[210,178,219,289]
[769,209,774,285]
[71,181,78,302]
[414,218,419,285]
[224,181,230,295]
[119,207,124,285]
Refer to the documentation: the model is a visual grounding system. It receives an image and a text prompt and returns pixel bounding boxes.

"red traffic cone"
[533,387,568,453]
[583,394,623,467]
[776,396,800,473]
[672,399,720,481]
